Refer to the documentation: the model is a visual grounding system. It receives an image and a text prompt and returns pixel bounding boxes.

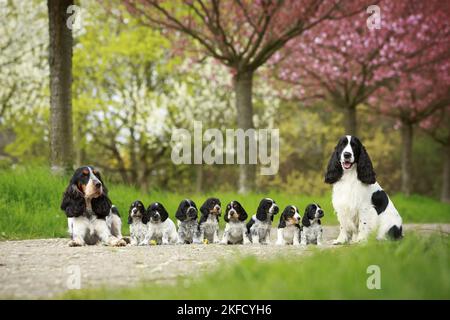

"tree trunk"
[195,165,203,193]
[441,144,450,203]
[401,121,413,196]
[48,0,74,174]
[234,70,256,194]
[343,105,357,136]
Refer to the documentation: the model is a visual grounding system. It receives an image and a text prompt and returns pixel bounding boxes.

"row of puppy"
[127,197,325,246]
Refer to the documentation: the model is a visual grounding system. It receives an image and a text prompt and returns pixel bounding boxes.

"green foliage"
[0,167,449,240]
[63,234,450,299]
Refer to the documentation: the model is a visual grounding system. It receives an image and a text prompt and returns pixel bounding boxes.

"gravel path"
[0,224,448,299]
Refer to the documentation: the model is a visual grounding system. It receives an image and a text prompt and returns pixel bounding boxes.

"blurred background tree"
[0,0,449,202]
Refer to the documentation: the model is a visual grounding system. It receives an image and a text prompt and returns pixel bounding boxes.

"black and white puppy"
[144,202,178,245]
[127,200,149,246]
[175,199,199,244]
[246,198,279,244]
[220,200,250,245]
[325,135,403,243]
[276,205,301,245]
[300,204,324,246]
[61,166,125,247]
[197,198,221,244]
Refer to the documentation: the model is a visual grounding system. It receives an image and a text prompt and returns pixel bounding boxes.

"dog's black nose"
[273,206,279,214]
[95,182,102,188]
[343,152,352,159]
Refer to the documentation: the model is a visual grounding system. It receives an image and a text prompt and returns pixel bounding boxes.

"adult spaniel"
[61,166,126,246]
[325,135,403,244]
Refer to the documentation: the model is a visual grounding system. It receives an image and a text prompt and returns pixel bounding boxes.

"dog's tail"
[387,225,403,240]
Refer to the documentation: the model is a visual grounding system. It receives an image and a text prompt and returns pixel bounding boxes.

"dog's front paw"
[113,239,127,247]
[68,240,83,247]
[332,239,345,245]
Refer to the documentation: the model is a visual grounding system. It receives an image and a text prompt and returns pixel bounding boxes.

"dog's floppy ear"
[256,200,267,221]
[302,206,312,227]
[357,144,376,184]
[278,207,289,228]
[175,201,187,221]
[61,184,85,218]
[159,204,169,222]
[224,208,230,223]
[91,194,112,218]
[324,145,343,184]
[199,201,209,224]
[127,213,132,225]
[142,209,150,224]
[237,203,248,222]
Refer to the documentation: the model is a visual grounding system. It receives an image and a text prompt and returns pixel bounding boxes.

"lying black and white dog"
[276,205,301,245]
[61,166,125,247]
[144,202,178,245]
[175,199,198,244]
[127,200,149,246]
[325,135,403,243]
[246,198,279,244]
[197,197,221,244]
[300,204,324,246]
[221,200,250,245]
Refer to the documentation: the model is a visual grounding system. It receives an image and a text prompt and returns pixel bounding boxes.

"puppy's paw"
[112,238,127,247]
[68,240,83,247]
[332,239,345,245]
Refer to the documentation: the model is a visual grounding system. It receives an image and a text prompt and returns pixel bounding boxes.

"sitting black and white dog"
[300,204,324,246]
[221,200,250,245]
[325,135,403,243]
[175,199,199,244]
[127,200,150,246]
[197,198,221,244]
[144,202,178,245]
[61,166,126,247]
[276,205,301,245]
[246,198,279,244]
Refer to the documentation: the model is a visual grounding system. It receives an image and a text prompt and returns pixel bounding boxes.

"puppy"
[301,204,324,246]
[276,205,301,245]
[197,198,221,244]
[175,199,199,244]
[246,198,279,244]
[127,200,149,246]
[144,202,178,245]
[220,200,250,245]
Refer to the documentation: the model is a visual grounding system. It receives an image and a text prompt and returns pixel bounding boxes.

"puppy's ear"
[159,204,169,222]
[61,185,85,217]
[278,208,288,228]
[175,202,187,221]
[91,194,112,218]
[127,214,132,225]
[302,206,312,227]
[142,209,150,224]
[357,145,376,184]
[324,145,343,184]
[256,201,267,221]
[224,209,230,223]
[238,203,248,222]
[199,201,209,224]
[302,213,311,227]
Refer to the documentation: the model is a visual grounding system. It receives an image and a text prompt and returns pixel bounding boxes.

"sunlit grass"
[0,167,449,240]
[62,234,450,299]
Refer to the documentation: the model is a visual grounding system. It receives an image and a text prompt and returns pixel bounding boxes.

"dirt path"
[0,224,448,299]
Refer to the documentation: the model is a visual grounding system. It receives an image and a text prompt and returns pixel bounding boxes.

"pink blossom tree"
[373,60,450,196]
[273,0,449,136]
[421,106,450,203]
[121,0,370,193]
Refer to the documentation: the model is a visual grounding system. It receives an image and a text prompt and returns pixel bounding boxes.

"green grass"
[63,234,450,299]
[0,166,449,240]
